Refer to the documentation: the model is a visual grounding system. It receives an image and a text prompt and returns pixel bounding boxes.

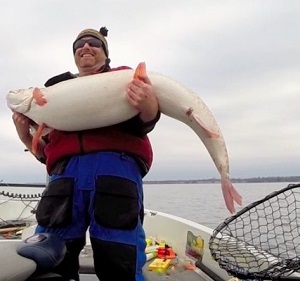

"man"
[13,27,160,281]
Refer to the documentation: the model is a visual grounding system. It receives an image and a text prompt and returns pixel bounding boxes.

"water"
[0,182,295,229]
[143,182,295,229]
[144,181,300,274]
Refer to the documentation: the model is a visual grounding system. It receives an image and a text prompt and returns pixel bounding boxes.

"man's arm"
[126,74,159,123]
[12,112,46,163]
[125,73,160,136]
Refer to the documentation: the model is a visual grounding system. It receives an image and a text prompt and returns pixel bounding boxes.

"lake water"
[0,181,296,229]
[144,181,296,228]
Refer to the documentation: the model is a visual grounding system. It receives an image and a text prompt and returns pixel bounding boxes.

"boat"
[0,183,233,281]
[2,182,300,281]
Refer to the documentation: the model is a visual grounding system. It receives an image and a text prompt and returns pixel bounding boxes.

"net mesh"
[209,183,300,280]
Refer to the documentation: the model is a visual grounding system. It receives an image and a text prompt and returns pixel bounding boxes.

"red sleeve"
[109,66,132,71]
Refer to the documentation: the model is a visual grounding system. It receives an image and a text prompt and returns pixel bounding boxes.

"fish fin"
[221,172,243,214]
[32,123,46,154]
[40,127,53,136]
[30,125,52,137]
[191,111,220,138]
[133,62,147,79]
[33,87,47,106]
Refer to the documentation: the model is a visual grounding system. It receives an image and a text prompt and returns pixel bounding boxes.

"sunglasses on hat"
[73,38,103,52]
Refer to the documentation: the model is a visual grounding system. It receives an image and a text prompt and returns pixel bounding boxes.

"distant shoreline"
[1,176,300,187]
[145,176,300,184]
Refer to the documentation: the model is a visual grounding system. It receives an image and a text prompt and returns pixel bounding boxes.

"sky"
[1,0,300,184]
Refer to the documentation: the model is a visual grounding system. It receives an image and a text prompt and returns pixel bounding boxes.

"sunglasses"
[73,38,103,52]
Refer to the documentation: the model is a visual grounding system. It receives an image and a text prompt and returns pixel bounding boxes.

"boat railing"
[0,184,43,232]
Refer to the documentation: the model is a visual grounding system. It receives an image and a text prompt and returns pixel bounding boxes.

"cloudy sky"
[1,1,300,184]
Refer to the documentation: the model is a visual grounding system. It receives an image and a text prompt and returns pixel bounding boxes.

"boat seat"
[0,233,66,281]
[0,241,36,281]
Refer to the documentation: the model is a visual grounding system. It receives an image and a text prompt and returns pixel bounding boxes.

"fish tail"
[221,172,243,214]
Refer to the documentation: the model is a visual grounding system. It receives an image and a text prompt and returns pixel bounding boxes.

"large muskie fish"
[6,62,242,213]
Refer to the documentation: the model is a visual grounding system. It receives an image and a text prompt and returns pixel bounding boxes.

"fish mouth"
[6,90,32,113]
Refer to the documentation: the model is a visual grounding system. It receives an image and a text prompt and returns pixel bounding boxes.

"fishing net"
[209,183,300,280]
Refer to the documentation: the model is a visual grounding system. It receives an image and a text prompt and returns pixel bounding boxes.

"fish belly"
[26,70,138,130]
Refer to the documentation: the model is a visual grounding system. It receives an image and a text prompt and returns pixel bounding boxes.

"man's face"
[74,36,107,71]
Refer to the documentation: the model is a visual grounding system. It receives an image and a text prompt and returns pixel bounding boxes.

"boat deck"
[80,246,214,281]
[144,263,212,281]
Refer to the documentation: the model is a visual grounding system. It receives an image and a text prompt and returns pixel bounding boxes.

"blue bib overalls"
[35,151,146,281]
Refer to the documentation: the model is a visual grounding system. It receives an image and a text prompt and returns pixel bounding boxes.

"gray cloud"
[1,1,300,183]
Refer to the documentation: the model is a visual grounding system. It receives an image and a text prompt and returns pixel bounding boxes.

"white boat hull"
[0,199,38,222]
[18,209,230,280]
[3,204,298,280]
[143,209,230,280]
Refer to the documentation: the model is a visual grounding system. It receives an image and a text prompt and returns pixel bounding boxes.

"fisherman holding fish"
[12,27,160,281]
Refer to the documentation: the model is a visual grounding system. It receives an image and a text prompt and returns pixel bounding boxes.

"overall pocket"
[94,175,139,230]
[36,178,74,227]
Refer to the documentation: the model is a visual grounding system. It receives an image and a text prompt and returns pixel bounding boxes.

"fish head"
[6,87,34,113]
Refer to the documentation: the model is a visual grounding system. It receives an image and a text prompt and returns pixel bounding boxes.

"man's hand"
[12,112,45,156]
[12,112,33,145]
[126,75,159,122]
